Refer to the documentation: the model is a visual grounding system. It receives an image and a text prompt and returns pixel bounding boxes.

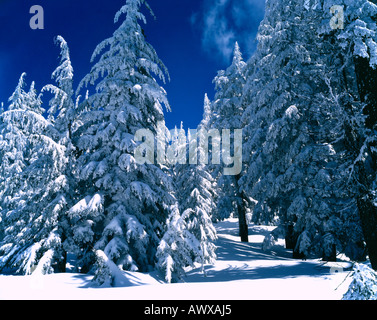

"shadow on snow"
[184,222,335,283]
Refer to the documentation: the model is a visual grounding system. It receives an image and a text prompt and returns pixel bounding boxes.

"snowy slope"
[0,219,353,300]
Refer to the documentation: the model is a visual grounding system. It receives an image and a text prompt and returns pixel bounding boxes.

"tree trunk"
[237,201,249,243]
[292,248,306,260]
[284,224,305,259]
[285,224,296,250]
[357,195,377,270]
[323,244,337,262]
[60,251,67,273]
[235,175,248,243]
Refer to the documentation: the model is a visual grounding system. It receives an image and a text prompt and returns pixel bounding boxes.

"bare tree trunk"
[235,174,249,243]
[237,200,249,243]
[285,224,296,250]
[357,194,377,270]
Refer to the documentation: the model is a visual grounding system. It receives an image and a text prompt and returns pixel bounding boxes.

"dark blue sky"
[0,0,264,129]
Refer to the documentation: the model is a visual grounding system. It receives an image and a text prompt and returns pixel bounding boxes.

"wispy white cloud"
[192,0,265,64]
[195,0,235,63]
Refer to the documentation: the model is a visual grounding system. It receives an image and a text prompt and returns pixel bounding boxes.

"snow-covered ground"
[0,219,353,300]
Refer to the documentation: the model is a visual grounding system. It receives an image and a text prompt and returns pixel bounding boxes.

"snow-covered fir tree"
[212,42,246,131]
[72,0,177,284]
[41,35,80,271]
[155,204,199,283]
[210,43,250,242]
[343,263,377,300]
[173,121,218,271]
[181,200,217,272]
[0,73,69,274]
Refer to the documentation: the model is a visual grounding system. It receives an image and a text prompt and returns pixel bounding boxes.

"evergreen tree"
[174,124,218,271]
[72,0,176,283]
[155,205,198,283]
[343,263,377,300]
[0,74,68,274]
[42,35,79,271]
[210,43,250,242]
[181,202,217,272]
[212,42,246,132]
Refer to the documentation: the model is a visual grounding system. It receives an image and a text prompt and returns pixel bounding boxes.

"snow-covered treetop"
[230,41,246,79]
[199,93,212,130]
[43,35,75,128]
[52,36,74,94]
[213,42,246,99]
[8,73,43,114]
[211,42,246,131]
[77,0,170,117]
[8,72,28,111]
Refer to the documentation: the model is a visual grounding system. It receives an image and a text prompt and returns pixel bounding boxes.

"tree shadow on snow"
[185,231,336,283]
[215,221,276,237]
[186,260,332,283]
[216,235,293,262]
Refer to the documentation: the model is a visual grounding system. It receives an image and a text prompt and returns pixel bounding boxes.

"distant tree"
[210,42,250,242]
[173,121,218,271]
